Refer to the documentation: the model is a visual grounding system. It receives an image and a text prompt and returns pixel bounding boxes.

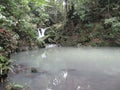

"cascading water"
[37,27,57,48]
[37,28,47,39]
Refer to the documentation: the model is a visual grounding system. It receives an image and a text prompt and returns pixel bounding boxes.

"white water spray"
[37,28,46,39]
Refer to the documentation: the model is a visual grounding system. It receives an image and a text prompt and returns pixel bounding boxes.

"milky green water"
[6,47,120,90]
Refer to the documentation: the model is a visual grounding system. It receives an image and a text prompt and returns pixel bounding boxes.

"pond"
[1,47,120,90]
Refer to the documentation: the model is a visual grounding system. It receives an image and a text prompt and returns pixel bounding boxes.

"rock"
[31,67,38,73]
[11,87,22,90]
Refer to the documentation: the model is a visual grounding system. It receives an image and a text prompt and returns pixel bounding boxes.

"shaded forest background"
[0,0,120,79]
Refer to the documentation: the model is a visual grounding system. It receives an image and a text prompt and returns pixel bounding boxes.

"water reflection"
[7,47,120,90]
[41,52,47,59]
[62,71,68,79]
[77,86,81,90]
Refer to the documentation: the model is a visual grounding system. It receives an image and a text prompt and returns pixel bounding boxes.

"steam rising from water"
[9,47,120,90]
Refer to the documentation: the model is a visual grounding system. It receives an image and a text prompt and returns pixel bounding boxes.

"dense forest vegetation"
[0,0,120,83]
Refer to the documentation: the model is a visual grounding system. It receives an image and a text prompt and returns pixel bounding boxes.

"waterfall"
[37,28,47,39]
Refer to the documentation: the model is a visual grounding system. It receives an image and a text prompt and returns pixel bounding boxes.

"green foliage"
[29,0,47,6]
[104,16,120,41]
[0,47,3,51]
[0,0,41,50]
[0,13,13,30]
[0,55,10,76]
[28,1,50,26]
[6,82,24,90]
[104,17,120,32]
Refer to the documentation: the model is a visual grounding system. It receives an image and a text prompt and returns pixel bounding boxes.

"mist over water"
[8,47,120,90]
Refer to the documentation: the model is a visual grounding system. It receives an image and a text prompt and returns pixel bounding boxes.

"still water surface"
[4,47,120,90]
